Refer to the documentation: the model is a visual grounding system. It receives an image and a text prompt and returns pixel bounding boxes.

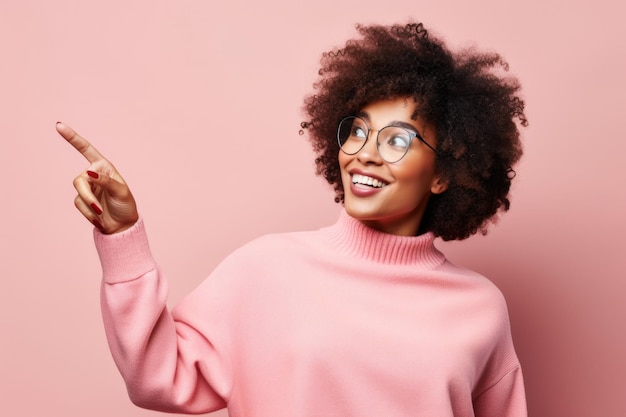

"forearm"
[96,219,226,413]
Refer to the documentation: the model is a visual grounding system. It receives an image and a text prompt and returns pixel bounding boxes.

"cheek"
[390,159,436,186]
[337,151,350,173]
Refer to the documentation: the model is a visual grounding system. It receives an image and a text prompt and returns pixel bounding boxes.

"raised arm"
[57,123,228,413]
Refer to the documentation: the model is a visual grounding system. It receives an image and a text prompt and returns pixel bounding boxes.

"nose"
[356,130,383,164]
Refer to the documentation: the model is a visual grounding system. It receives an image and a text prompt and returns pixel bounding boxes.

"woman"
[58,22,527,416]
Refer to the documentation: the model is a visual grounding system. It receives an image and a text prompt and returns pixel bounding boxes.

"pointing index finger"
[56,122,105,163]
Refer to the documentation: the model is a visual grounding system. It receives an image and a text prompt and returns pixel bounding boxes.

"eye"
[350,118,369,139]
[386,133,411,149]
[351,125,367,139]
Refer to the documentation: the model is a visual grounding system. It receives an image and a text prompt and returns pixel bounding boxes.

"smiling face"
[338,97,447,236]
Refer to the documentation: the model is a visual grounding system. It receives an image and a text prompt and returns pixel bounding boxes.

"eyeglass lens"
[337,117,414,163]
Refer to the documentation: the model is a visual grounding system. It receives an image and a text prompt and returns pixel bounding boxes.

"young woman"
[58,22,527,416]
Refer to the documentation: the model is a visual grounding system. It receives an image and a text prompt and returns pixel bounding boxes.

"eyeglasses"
[337,116,436,163]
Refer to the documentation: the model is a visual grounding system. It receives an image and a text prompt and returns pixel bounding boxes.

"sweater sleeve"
[94,218,229,413]
[473,361,527,417]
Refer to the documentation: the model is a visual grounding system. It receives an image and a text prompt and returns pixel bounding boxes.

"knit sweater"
[95,210,526,417]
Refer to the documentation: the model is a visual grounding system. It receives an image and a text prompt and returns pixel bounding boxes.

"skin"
[338,97,447,236]
[56,122,138,234]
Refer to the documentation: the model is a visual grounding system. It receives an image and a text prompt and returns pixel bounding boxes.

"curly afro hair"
[301,22,527,241]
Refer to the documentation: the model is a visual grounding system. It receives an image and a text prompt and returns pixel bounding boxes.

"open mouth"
[352,173,387,188]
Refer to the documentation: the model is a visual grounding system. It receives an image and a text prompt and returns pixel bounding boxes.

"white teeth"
[352,174,387,188]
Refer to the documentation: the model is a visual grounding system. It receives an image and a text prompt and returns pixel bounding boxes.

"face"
[338,97,447,236]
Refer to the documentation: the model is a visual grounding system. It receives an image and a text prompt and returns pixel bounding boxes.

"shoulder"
[179,229,324,307]
[436,260,512,324]
[215,228,325,272]
[440,260,507,296]
[240,228,322,253]
[434,262,520,365]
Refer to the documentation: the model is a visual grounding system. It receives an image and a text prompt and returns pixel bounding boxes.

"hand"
[57,122,139,234]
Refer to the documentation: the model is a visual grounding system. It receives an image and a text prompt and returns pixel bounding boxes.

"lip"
[346,168,390,198]
[349,181,384,197]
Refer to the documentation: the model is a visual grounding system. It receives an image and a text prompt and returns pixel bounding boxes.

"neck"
[346,207,427,237]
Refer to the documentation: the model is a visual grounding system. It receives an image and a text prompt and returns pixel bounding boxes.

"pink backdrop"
[1,1,624,416]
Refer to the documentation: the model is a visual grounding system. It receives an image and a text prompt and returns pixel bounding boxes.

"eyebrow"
[357,111,422,135]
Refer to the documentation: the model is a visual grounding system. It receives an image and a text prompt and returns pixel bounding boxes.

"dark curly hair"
[301,22,527,241]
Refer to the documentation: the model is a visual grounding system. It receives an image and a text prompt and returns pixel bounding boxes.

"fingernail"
[92,219,104,230]
[87,170,99,179]
[91,203,103,215]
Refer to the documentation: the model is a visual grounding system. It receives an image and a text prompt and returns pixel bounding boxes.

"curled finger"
[73,172,103,215]
[74,195,105,231]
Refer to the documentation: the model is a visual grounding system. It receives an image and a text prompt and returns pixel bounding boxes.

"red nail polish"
[92,219,104,230]
[87,170,99,179]
[91,203,103,215]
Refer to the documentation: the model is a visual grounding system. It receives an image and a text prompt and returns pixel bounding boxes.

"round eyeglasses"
[337,116,436,163]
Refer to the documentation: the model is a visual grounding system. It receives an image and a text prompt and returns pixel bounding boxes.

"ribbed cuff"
[93,217,157,284]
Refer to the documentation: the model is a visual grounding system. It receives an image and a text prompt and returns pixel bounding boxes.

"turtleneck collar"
[320,210,446,268]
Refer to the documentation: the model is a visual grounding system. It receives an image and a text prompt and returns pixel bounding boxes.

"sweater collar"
[321,210,446,268]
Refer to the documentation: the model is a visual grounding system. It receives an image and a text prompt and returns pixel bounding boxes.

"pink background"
[1,1,624,416]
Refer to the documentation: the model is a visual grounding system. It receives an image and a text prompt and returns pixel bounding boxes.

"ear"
[430,176,448,195]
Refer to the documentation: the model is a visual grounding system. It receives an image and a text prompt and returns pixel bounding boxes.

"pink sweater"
[96,211,526,416]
